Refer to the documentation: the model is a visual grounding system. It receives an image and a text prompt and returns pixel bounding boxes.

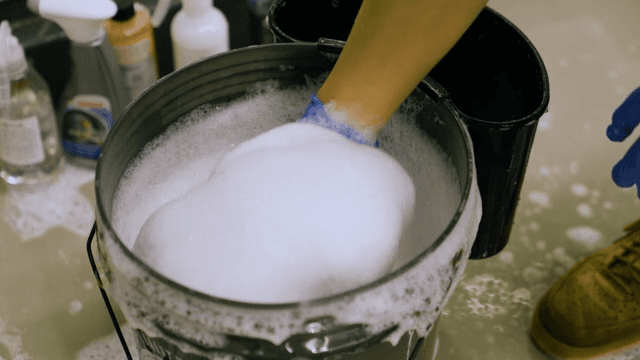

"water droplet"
[539,165,551,176]
[83,281,93,290]
[536,241,546,250]
[608,70,619,79]
[571,183,589,197]
[558,58,568,67]
[69,300,83,315]
[569,161,579,175]
[529,222,540,231]
[499,251,514,264]
[565,226,602,248]
[603,201,613,209]
[528,191,550,208]
[492,325,504,333]
[616,85,625,94]
[522,267,545,283]
[577,203,593,218]
[538,113,552,130]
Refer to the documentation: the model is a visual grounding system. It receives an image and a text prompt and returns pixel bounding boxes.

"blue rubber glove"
[299,94,380,148]
[608,87,640,198]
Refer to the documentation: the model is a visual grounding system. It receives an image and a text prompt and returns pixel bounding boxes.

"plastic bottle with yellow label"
[105,0,159,100]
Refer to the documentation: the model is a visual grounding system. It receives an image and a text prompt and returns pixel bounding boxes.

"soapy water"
[0,318,30,360]
[111,73,462,304]
[132,121,416,303]
[0,161,94,241]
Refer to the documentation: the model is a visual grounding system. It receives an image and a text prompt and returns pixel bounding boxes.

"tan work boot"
[530,217,640,359]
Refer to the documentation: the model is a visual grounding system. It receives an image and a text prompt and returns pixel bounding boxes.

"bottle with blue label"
[27,0,131,167]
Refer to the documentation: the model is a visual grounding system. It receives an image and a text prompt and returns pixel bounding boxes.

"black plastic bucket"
[268,1,550,259]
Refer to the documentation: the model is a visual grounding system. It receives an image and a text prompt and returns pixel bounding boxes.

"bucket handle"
[87,221,135,360]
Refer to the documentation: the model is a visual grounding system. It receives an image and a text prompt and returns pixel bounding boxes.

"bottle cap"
[0,20,27,118]
[112,0,135,21]
[0,21,28,80]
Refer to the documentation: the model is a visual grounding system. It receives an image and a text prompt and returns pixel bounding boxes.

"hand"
[608,87,640,198]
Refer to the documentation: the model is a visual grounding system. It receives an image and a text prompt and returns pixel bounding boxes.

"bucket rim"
[452,7,551,128]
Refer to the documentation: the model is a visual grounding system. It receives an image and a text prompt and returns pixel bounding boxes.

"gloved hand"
[608,87,640,198]
[299,94,380,147]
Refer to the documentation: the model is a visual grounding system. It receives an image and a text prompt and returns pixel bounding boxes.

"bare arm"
[317,0,488,135]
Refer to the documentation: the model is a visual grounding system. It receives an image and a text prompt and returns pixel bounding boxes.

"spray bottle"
[0,20,62,185]
[27,0,131,167]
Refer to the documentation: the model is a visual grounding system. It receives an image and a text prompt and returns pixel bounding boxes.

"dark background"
[0,0,267,111]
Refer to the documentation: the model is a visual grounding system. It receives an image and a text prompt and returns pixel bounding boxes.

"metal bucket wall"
[268,2,551,259]
[94,43,482,360]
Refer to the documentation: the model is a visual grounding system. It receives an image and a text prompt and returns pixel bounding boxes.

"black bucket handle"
[87,221,134,360]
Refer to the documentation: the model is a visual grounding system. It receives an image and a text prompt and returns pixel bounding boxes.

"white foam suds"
[577,203,594,218]
[69,300,82,315]
[537,113,552,130]
[527,191,550,208]
[0,318,30,360]
[0,162,94,241]
[565,226,602,248]
[460,274,531,318]
[498,251,514,264]
[105,74,480,350]
[112,75,461,304]
[539,165,551,176]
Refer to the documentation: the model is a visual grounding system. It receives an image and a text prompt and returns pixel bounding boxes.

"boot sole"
[530,293,640,360]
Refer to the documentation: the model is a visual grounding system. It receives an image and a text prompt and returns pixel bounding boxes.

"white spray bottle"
[27,0,131,167]
[167,0,230,70]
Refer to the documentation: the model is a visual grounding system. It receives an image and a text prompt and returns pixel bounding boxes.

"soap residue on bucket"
[104,73,481,350]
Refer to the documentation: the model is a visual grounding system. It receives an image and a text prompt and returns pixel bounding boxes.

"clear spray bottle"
[27,0,131,167]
